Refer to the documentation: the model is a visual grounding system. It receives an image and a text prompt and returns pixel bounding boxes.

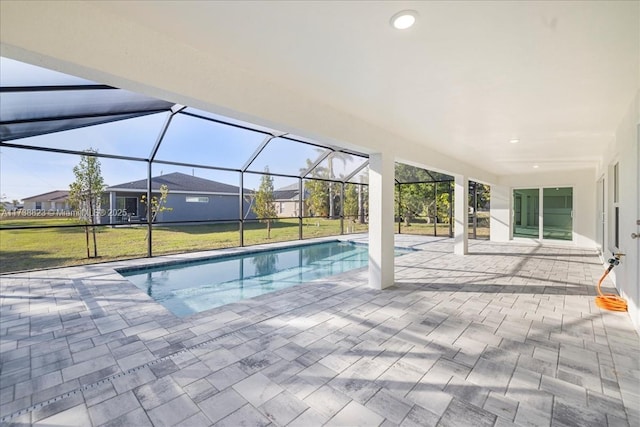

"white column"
[454,174,469,255]
[109,191,116,224]
[490,184,511,242]
[369,152,395,289]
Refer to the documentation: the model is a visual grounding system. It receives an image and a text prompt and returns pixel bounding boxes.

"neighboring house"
[104,172,256,223]
[22,190,71,212]
[273,183,307,217]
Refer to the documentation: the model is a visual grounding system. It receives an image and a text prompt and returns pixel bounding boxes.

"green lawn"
[397,214,490,238]
[398,222,454,237]
[0,215,487,274]
[0,217,368,273]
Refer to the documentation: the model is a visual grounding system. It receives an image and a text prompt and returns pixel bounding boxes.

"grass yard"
[0,217,368,273]
[0,214,486,274]
[397,214,490,239]
[398,222,454,237]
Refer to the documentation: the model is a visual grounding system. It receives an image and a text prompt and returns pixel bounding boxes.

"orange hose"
[595,268,628,312]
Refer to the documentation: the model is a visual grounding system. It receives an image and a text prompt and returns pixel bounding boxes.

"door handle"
[632,233,639,239]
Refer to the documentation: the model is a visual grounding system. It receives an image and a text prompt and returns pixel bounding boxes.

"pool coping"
[116,235,417,275]
[117,237,350,274]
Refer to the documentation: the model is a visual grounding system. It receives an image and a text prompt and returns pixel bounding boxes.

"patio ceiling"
[87,1,638,176]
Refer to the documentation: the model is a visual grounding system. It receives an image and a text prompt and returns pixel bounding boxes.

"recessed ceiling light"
[533,165,539,169]
[391,10,418,30]
[509,139,519,144]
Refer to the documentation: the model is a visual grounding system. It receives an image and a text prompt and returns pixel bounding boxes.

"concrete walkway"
[1,236,638,426]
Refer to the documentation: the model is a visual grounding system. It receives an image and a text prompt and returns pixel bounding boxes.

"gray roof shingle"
[22,190,70,202]
[107,172,248,194]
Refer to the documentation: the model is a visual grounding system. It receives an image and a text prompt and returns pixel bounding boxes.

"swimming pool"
[120,241,410,317]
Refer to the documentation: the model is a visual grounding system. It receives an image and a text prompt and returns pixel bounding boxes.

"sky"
[0,58,369,202]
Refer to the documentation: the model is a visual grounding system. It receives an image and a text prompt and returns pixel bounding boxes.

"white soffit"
[38,1,640,174]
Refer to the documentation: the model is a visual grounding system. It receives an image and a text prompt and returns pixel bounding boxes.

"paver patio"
[1,235,638,426]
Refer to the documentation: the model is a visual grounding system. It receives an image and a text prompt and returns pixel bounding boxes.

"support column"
[109,191,116,225]
[146,161,153,257]
[454,174,469,255]
[239,172,244,247]
[298,178,303,240]
[340,182,345,235]
[369,152,395,289]
[489,184,511,242]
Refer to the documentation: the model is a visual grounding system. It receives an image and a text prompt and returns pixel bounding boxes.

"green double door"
[513,187,573,241]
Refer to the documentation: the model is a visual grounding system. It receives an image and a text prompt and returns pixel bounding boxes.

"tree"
[141,184,172,223]
[327,153,349,218]
[301,158,329,218]
[475,183,491,211]
[395,163,452,226]
[252,168,277,238]
[140,184,172,240]
[343,183,358,219]
[69,149,105,258]
[395,164,428,226]
[436,185,452,224]
[306,149,350,218]
[356,173,368,224]
[395,182,431,226]
[305,179,329,217]
[343,183,359,232]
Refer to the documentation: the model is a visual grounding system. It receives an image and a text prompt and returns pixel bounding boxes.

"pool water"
[120,241,409,317]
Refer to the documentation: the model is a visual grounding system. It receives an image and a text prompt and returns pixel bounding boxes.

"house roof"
[22,190,70,202]
[106,172,249,194]
[273,183,309,201]
[273,189,299,201]
[273,182,297,200]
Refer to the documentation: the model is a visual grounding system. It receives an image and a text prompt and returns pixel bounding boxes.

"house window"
[613,162,620,249]
[116,197,138,216]
[186,196,209,203]
[35,202,42,210]
[613,163,619,203]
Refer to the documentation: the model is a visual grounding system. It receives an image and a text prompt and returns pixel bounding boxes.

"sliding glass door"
[542,188,573,240]
[513,187,573,241]
[513,189,539,238]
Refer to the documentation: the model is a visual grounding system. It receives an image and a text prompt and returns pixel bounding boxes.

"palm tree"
[326,152,350,218]
[302,149,351,218]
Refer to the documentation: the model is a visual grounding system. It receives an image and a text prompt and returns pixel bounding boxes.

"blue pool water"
[120,241,410,317]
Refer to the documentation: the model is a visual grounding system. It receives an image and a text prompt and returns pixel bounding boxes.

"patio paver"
[1,235,638,426]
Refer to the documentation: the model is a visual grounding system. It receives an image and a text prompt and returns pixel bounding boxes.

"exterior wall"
[276,200,304,217]
[53,201,68,210]
[155,194,256,222]
[490,169,597,249]
[597,91,639,331]
[103,192,258,222]
[22,200,70,212]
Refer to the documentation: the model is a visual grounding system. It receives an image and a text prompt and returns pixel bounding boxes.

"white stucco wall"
[596,91,639,331]
[490,169,598,249]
